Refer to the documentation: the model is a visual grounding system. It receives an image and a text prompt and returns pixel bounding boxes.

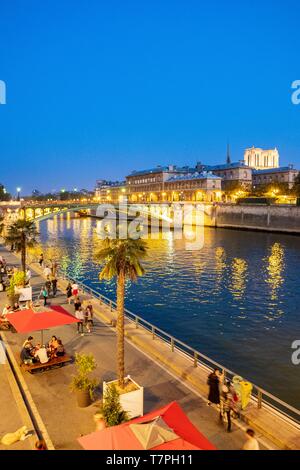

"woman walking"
[207,369,221,406]
[40,286,48,306]
[66,283,72,304]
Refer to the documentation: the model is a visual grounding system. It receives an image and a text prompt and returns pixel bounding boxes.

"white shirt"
[35,348,49,364]
[75,310,84,321]
[242,437,260,450]
[43,267,51,277]
[26,270,31,281]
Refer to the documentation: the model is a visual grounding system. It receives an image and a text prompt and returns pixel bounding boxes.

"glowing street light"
[16,187,21,201]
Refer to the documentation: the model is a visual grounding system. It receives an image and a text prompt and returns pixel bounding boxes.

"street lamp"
[16,187,21,201]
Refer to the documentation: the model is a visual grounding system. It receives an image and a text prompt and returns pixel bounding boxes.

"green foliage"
[101,383,128,427]
[0,184,11,201]
[7,271,26,302]
[70,353,99,399]
[4,219,39,252]
[97,237,147,282]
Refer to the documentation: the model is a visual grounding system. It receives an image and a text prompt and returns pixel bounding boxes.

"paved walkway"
[0,244,270,450]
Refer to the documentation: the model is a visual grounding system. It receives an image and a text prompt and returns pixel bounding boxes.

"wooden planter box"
[103,375,144,419]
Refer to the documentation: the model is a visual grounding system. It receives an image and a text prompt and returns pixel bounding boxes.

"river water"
[37,215,300,408]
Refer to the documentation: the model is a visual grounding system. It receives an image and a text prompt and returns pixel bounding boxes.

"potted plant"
[99,383,128,427]
[70,353,98,408]
[7,271,26,305]
[103,375,144,419]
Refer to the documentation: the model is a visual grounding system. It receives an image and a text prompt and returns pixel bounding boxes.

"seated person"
[21,344,34,365]
[55,339,65,357]
[34,344,49,364]
[22,336,34,350]
[13,302,20,311]
[48,335,58,350]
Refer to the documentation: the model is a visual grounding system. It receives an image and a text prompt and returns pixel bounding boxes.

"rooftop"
[253,166,298,174]
[166,171,221,182]
[203,161,250,171]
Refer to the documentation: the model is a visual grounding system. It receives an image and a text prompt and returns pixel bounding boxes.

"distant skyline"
[1,0,300,195]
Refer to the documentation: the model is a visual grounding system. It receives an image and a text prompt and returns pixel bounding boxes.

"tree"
[292,173,300,197]
[4,220,39,275]
[96,237,147,388]
[0,216,4,237]
[0,184,11,201]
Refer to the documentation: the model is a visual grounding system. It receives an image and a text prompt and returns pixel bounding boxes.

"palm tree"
[0,216,4,237]
[96,237,147,388]
[4,219,39,275]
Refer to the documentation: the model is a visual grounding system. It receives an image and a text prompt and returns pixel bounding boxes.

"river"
[36,214,300,408]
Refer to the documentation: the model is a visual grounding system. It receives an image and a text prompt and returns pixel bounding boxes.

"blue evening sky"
[0,0,300,194]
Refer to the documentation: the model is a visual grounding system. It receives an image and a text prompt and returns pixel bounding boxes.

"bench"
[21,355,72,374]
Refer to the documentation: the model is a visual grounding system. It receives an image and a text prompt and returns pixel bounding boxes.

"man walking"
[75,307,84,336]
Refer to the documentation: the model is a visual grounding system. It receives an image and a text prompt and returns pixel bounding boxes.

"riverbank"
[0,244,261,450]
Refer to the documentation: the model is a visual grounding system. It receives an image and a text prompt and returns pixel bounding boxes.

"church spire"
[226,142,231,164]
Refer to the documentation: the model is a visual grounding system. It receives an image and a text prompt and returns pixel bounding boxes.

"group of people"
[207,368,259,450]
[73,295,94,335]
[20,335,65,365]
[40,275,58,306]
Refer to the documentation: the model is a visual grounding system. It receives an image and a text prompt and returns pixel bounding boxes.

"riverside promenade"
[0,244,293,450]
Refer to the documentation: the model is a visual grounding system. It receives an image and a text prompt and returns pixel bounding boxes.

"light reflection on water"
[36,216,300,407]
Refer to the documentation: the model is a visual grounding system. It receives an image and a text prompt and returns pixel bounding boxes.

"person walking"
[84,305,93,333]
[242,429,260,450]
[86,301,94,326]
[219,385,232,432]
[45,276,52,297]
[75,307,84,336]
[66,283,72,304]
[72,282,79,298]
[207,369,220,406]
[40,286,48,306]
[74,296,82,313]
[51,276,58,297]
[39,254,44,267]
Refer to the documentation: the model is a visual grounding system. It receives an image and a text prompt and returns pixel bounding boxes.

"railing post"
[194,351,198,368]
[171,338,174,352]
[110,301,112,312]
[257,390,262,409]
[152,325,155,339]
[135,317,139,329]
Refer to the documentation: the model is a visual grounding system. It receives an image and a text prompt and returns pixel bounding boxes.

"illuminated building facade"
[244,146,279,169]
[252,166,299,190]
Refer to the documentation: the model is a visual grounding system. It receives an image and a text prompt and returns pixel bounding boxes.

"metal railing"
[61,272,300,428]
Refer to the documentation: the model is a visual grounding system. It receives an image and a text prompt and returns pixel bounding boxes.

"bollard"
[152,325,155,340]
[193,351,198,368]
[257,390,262,409]
[171,338,174,352]
[135,317,139,329]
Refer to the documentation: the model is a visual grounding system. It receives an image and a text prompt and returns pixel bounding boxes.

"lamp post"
[16,187,21,201]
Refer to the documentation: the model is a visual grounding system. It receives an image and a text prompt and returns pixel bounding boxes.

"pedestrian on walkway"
[75,307,84,336]
[219,385,232,432]
[40,286,48,306]
[51,276,58,297]
[84,305,93,333]
[207,369,221,405]
[74,296,82,313]
[242,429,260,450]
[86,301,94,326]
[39,253,44,267]
[66,283,72,304]
[45,276,52,297]
[72,282,79,298]
[43,265,51,278]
